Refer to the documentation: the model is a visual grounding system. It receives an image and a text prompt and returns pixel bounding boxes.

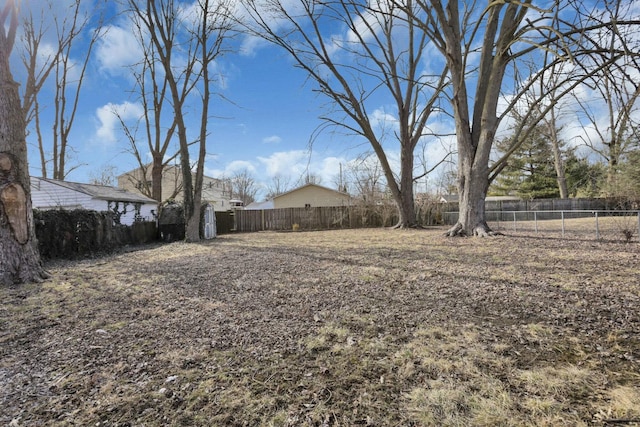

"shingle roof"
[34,177,157,204]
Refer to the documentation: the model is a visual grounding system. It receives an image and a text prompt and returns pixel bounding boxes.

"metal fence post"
[561,211,565,238]
[513,211,517,231]
[534,211,538,234]
[595,211,600,240]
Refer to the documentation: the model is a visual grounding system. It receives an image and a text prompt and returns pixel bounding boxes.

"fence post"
[595,211,600,240]
[513,211,517,232]
[534,211,538,234]
[561,211,565,238]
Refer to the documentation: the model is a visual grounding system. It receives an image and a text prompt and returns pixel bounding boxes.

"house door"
[203,204,217,239]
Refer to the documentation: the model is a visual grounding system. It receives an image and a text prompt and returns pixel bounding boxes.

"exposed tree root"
[444,223,466,237]
[392,221,423,230]
[445,222,503,237]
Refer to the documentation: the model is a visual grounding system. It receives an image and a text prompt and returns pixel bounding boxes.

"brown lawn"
[1,228,639,426]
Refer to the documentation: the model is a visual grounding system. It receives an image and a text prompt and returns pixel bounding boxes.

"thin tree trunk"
[393,143,418,228]
[35,98,47,178]
[547,112,568,198]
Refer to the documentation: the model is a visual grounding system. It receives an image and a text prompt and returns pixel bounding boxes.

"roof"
[245,200,275,210]
[33,177,157,204]
[273,183,350,200]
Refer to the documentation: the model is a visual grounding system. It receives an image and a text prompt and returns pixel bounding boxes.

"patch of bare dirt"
[1,228,639,426]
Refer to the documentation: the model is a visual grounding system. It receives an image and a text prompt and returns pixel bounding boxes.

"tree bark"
[392,143,418,228]
[1,2,48,284]
[151,155,164,203]
[445,133,496,237]
[547,112,569,198]
[426,0,518,237]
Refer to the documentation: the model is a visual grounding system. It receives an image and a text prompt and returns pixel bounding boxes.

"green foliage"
[492,120,608,200]
[602,149,640,201]
[492,124,561,199]
[564,153,605,198]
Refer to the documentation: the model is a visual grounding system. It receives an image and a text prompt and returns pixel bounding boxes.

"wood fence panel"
[235,206,402,232]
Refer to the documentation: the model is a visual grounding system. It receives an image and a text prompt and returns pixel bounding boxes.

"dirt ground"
[1,228,639,426]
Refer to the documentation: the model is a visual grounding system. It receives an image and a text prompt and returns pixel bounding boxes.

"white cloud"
[262,135,282,144]
[258,150,309,177]
[227,160,257,174]
[316,156,347,186]
[205,159,257,180]
[95,101,144,144]
[370,108,398,129]
[95,25,143,75]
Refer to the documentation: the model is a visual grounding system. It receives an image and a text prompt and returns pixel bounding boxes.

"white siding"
[31,178,157,226]
[31,178,93,209]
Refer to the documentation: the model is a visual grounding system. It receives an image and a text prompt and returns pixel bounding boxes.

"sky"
[9,0,640,201]
[12,0,417,201]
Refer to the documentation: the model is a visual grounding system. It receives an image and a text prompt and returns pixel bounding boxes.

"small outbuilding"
[271,183,351,209]
[30,177,157,225]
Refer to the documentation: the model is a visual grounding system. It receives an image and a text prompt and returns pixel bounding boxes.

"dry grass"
[1,228,640,426]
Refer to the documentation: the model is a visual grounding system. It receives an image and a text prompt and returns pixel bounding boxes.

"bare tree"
[241,0,448,228]
[88,164,117,186]
[512,58,572,199]
[573,65,640,192]
[18,1,65,177]
[1,0,48,285]
[129,0,233,242]
[264,173,292,199]
[405,0,640,236]
[114,24,179,203]
[228,168,259,205]
[50,0,105,180]
[345,155,386,204]
[299,173,321,187]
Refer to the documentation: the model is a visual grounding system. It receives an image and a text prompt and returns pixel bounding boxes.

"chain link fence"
[443,210,640,242]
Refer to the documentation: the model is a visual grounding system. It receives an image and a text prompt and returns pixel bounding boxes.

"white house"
[30,177,158,225]
[117,165,233,211]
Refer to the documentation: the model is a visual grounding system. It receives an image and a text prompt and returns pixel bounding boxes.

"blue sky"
[12,0,422,201]
[10,0,639,200]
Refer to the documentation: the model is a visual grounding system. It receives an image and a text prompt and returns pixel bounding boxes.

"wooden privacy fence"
[235,206,387,232]
[233,204,445,232]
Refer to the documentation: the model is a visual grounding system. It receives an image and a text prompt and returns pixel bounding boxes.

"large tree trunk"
[1,8,48,285]
[445,145,495,237]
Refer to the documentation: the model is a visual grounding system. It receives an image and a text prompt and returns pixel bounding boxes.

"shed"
[272,183,351,209]
[202,202,217,239]
[30,177,157,225]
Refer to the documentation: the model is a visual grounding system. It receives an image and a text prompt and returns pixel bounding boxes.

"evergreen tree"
[607,149,640,202]
[564,152,605,198]
[491,124,561,199]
